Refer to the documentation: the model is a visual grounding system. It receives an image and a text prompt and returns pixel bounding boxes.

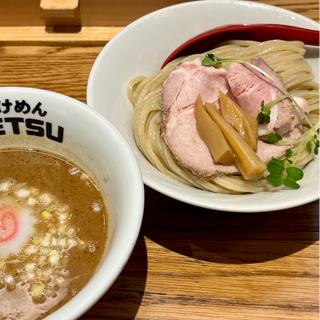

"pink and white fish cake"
[0,203,36,260]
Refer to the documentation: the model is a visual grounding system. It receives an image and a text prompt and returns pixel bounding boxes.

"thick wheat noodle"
[128,40,319,193]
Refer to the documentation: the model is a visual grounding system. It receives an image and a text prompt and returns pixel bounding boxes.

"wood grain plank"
[0,0,318,44]
[253,0,319,20]
[0,27,123,45]
[0,42,318,320]
[0,46,101,101]
[82,188,318,320]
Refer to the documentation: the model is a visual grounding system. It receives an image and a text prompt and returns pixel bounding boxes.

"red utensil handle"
[162,24,320,68]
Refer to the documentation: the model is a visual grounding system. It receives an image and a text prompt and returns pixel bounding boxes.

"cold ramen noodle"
[0,150,108,319]
[128,40,319,193]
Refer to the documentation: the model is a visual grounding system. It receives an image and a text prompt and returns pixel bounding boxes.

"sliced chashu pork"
[164,107,238,176]
[161,58,302,178]
[162,58,229,113]
[251,58,309,134]
[162,58,238,177]
[255,127,302,163]
[251,57,287,92]
[256,141,287,163]
[226,59,309,135]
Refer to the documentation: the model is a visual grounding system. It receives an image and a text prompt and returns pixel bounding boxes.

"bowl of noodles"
[87,0,319,212]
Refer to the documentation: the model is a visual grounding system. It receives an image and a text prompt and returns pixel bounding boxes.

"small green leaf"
[283,177,300,189]
[314,139,319,155]
[202,56,215,66]
[286,167,304,181]
[285,149,293,158]
[257,101,271,124]
[256,101,272,124]
[267,159,284,175]
[257,96,288,125]
[306,137,319,155]
[306,140,313,153]
[257,112,265,124]
[256,112,270,125]
[267,132,282,144]
[267,174,283,187]
[262,105,271,116]
[201,54,221,67]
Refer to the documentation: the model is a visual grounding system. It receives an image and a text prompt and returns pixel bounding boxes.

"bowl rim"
[0,86,145,319]
[86,0,319,212]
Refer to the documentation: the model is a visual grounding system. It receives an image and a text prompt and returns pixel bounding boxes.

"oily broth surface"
[0,149,108,320]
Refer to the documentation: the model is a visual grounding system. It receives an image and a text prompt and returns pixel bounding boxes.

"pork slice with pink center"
[226,60,309,135]
[162,58,237,177]
[165,107,238,176]
[162,59,229,112]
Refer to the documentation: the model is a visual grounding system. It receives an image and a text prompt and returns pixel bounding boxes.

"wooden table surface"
[0,1,319,319]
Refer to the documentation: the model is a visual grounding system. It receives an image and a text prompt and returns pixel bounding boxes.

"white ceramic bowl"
[0,87,144,319]
[87,0,319,212]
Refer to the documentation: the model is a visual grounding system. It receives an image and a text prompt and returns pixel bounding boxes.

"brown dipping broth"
[0,149,108,320]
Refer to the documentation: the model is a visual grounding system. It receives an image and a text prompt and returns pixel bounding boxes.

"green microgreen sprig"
[202,53,222,67]
[285,149,293,162]
[201,53,283,82]
[306,134,319,155]
[267,132,282,144]
[266,151,304,189]
[256,95,289,125]
[257,100,270,124]
[276,123,320,167]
